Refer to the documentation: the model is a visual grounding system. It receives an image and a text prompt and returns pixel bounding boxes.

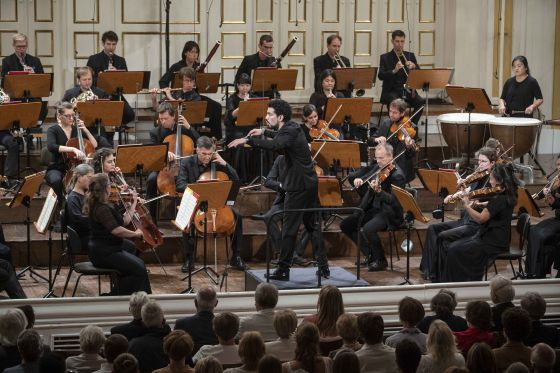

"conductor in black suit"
[378,30,424,125]
[228,99,329,281]
[235,34,280,98]
[87,31,128,80]
[313,34,351,95]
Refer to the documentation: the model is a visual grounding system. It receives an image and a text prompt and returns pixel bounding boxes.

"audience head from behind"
[489,275,515,305]
[336,313,360,345]
[238,331,266,371]
[255,283,279,311]
[0,308,27,346]
[257,354,282,373]
[531,343,556,373]
[357,312,384,345]
[273,309,297,339]
[294,323,321,373]
[332,349,360,373]
[112,352,140,373]
[315,285,344,337]
[398,296,425,328]
[163,330,194,363]
[103,334,128,364]
[431,291,456,319]
[504,362,530,373]
[213,312,239,344]
[465,301,492,330]
[443,368,470,373]
[141,301,165,328]
[80,324,106,354]
[395,339,421,373]
[16,305,35,329]
[17,329,43,363]
[466,342,496,373]
[39,352,66,373]
[501,307,531,343]
[520,292,546,321]
[194,356,223,373]
[426,320,458,360]
[129,291,150,321]
[195,285,218,313]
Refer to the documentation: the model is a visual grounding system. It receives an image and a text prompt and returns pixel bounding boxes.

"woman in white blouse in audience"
[417,320,466,373]
[265,310,298,362]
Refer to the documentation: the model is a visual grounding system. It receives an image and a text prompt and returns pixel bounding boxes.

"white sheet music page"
[34,188,57,234]
[174,187,199,231]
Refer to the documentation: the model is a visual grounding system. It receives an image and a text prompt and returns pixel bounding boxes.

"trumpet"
[334,52,347,68]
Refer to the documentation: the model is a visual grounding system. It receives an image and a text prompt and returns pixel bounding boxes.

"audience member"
[466,342,496,373]
[395,340,421,373]
[454,301,495,355]
[39,351,66,373]
[237,283,278,341]
[4,329,43,373]
[193,312,241,366]
[417,290,468,333]
[225,331,265,372]
[154,330,194,373]
[175,286,219,354]
[16,305,35,329]
[443,368,469,373]
[504,362,529,373]
[128,301,170,373]
[332,349,360,373]
[265,310,297,362]
[328,313,361,358]
[417,320,465,373]
[111,291,151,341]
[0,308,28,371]
[493,307,532,372]
[520,292,559,347]
[489,275,515,331]
[112,352,140,373]
[386,296,427,353]
[95,334,129,373]
[194,356,223,373]
[530,343,556,373]
[66,324,107,372]
[282,323,332,373]
[355,312,398,373]
[302,285,344,339]
[257,355,282,373]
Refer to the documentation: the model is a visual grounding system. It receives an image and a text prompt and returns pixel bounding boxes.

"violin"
[533,173,560,200]
[458,168,491,190]
[369,163,395,192]
[309,119,340,140]
[389,116,419,150]
[447,185,504,204]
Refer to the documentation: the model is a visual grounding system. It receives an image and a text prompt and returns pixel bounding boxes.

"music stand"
[252,68,298,98]
[416,168,459,222]
[0,102,42,176]
[407,68,454,168]
[183,181,232,288]
[3,73,53,98]
[334,67,378,95]
[97,71,150,97]
[166,101,209,134]
[516,187,544,218]
[311,140,364,170]
[324,98,373,124]
[195,73,221,94]
[9,171,47,281]
[115,143,168,192]
[75,100,124,137]
[392,185,430,285]
[34,187,58,297]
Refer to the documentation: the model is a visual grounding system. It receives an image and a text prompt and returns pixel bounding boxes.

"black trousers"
[0,259,26,299]
[382,89,425,126]
[0,133,20,178]
[145,171,159,219]
[263,203,312,260]
[201,96,223,140]
[45,169,65,203]
[527,217,560,277]
[340,208,390,261]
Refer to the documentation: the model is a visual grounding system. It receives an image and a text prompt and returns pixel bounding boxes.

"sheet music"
[34,188,58,234]
[174,187,199,231]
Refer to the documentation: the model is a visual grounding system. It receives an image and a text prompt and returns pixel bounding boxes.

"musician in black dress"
[86,31,128,80]
[235,35,280,98]
[301,104,319,143]
[84,173,151,295]
[527,155,560,278]
[340,143,406,271]
[229,99,329,280]
[378,30,424,125]
[64,163,94,251]
[175,136,247,272]
[313,34,351,96]
[46,102,98,202]
[498,56,543,118]
[442,163,518,282]
[309,69,345,120]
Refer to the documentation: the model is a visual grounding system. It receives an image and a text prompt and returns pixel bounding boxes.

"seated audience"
[39,351,66,373]
[386,296,427,353]
[257,355,282,373]
[329,314,362,358]
[504,363,529,373]
[194,356,223,373]
[492,307,532,373]
[111,291,151,341]
[193,312,241,366]
[94,334,128,373]
[355,312,398,373]
[520,292,559,347]
[530,343,556,373]
[282,323,332,373]
[443,368,469,373]
[489,275,515,331]
[225,331,265,372]
[154,330,194,373]
[113,353,140,373]
[4,329,43,373]
[417,320,465,373]
[417,290,468,333]
[265,310,297,362]
[0,308,28,371]
[454,301,495,355]
[16,305,35,329]
[128,301,170,373]
[332,349,360,373]
[175,285,219,354]
[466,342,496,373]
[237,283,278,342]
[395,340,421,373]
[66,325,107,372]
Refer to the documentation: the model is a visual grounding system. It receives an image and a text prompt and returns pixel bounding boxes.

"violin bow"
[362,148,407,184]
[385,105,425,142]
[311,104,343,162]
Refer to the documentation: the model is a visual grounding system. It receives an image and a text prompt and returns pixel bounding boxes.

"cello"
[63,111,95,187]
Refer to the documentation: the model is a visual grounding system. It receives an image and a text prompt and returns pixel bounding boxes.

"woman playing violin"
[301,104,340,143]
[442,163,518,282]
[65,163,94,251]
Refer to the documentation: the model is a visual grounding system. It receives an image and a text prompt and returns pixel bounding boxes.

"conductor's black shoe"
[181,260,192,273]
[265,268,290,281]
[368,259,388,272]
[230,256,248,271]
[355,256,373,266]
[317,266,330,279]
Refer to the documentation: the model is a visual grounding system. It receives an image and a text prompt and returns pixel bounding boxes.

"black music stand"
[407,68,453,169]
[335,67,378,96]
[34,187,58,297]
[10,171,47,282]
[416,168,459,222]
[238,99,270,188]
[3,73,53,99]
[252,68,298,98]
[115,143,168,192]
[75,100,124,138]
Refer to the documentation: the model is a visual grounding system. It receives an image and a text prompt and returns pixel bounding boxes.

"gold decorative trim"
[221,32,246,59]
[418,30,435,56]
[287,63,305,90]
[34,30,54,58]
[256,0,273,23]
[354,63,373,68]
[354,31,372,56]
[355,0,373,23]
[73,0,100,24]
[73,32,100,59]
[553,0,560,119]
[221,0,247,24]
[0,30,19,58]
[256,30,273,41]
[321,31,338,55]
[0,0,18,22]
[121,32,200,61]
[419,0,436,23]
[42,64,54,74]
[322,0,340,23]
[418,63,435,69]
[492,0,500,96]
[387,0,405,23]
[288,0,306,23]
[288,31,305,56]
[34,0,54,22]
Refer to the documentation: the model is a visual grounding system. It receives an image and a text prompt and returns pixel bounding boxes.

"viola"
[389,116,419,150]
[369,163,395,193]
[458,168,491,190]
[309,119,340,140]
[448,185,504,204]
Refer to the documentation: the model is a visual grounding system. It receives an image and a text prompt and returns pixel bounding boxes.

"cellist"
[176,136,247,272]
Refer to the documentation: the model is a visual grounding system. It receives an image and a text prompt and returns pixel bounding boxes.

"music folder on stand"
[34,187,58,297]
[3,73,53,99]
[115,143,168,193]
[75,100,125,138]
[334,67,378,96]
[416,168,459,222]
[167,100,208,133]
[252,68,298,99]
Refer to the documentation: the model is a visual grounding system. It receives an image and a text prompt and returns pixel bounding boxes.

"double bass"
[63,111,95,187]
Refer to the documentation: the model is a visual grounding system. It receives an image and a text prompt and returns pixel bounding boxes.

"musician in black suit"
[378,30,424,125]
[340,143,406,271]
[86,31,128,80]
[313,34,351,96]
[229,99,329,280]
[235,34,280,98]
[175,136,247,272]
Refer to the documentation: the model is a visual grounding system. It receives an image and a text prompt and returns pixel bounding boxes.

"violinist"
[151,67,201,110]
[159,41,200,88]
[176,136,247,272]
[64,163,94,252]
[498,56,543,118]
[420,147,496,281]
[45,101,98,202]
[442,163,518,282]
[371,98,417,182]
[527,155,560,278]
[309,69,345,120]
[313,34,351,95]
[340,143,406,271]
[84,173,152,295]
[235,34,279,98]
[301,104,319,143]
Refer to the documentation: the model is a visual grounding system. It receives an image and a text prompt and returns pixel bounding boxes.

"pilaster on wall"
[554,0,560,119]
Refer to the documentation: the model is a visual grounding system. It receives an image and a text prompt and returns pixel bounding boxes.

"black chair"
[485,213,530,280]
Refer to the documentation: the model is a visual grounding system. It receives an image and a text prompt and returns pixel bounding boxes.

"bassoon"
[197,40,222,73]
[271,36,298,67]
